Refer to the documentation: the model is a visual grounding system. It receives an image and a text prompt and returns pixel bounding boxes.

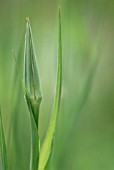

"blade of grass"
[38,7,62,170]
[24,17,42,170]
[70,35,104,126]
[60,35,104,146]
[10,42,28,170]
[0,109,8,170]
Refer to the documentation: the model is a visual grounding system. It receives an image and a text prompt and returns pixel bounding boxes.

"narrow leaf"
[38,8,62,170]
[71,35,104,124]
[24,17,42,170]
[0,109,8,170]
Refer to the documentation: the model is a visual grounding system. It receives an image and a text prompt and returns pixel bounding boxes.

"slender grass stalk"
[24,17,42,170]
[38,7,62,170]
[8,42,24,170]
[0,108,8,170]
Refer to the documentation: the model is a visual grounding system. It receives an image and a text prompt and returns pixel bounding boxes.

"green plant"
[0,7,62,170]
[0,6,101,170]
[23,8,62,170]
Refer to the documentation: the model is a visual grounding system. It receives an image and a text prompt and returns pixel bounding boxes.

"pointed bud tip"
[26,16,30,23]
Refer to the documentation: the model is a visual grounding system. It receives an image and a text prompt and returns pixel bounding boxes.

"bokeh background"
[0,0,114,170]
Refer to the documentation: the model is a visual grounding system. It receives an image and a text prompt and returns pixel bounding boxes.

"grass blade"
[71,35,104,125]
[38,8,62,170]
[24,17,42,170]
[10,42,29,170]
[0,109,8,170]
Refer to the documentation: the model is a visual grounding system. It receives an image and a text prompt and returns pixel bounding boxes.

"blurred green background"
[0,0,114,170]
